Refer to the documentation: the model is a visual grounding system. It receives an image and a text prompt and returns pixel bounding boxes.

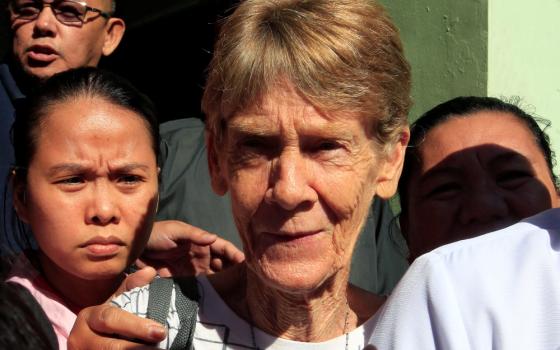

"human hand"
[137,220,245,277]
[67,267,164,349]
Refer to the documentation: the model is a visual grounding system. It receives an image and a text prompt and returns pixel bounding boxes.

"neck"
[37,252,125,313]
[212,264,357,342]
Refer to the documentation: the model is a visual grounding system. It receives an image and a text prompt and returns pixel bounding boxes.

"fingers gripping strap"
[146,277,174,326]
[171,277,200,350]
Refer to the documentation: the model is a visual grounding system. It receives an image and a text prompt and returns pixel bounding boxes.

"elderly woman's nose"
[265,151,318,210]
[85,182,121,226]
[458,190,509,225]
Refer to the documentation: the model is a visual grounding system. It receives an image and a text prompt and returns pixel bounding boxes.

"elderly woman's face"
[404,111,559,260]
[209,82,402,292]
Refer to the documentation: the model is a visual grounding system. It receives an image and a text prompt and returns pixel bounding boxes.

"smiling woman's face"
[404,111,559,260]
[208,82,405,292]
[15,96,159,281]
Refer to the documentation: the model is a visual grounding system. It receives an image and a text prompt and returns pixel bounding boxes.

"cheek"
[405,197,459,257]
[312,158,376,225]
[13,32,29,58]
[510,183,555,217]
[228,159,271,209]
[25,182,75,228]
[228,167,271,249]
[26,194,76,255]
[311,164,377,260]
[125,188,159,233]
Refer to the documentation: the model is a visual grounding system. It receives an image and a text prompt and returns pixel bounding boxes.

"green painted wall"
[380,0,488,122]
[488,0,560,172]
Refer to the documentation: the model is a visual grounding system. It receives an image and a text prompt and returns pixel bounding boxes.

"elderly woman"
[68,0,410,348]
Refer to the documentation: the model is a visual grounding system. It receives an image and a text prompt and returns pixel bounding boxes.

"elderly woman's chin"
[249,247,345,293]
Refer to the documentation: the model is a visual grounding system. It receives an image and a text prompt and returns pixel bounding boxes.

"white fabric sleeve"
[369,253,472,350]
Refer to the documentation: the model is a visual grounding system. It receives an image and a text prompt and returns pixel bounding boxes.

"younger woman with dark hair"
[5,67,160,349]
[398,96,559,260]
[370,97,560,349]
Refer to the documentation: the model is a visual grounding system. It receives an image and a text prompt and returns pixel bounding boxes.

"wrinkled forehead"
[230,80,369,129]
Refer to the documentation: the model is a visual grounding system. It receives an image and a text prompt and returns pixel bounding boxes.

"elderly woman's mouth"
[260,230,325,245]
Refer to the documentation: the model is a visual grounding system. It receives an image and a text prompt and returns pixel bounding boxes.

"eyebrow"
[47,163,87,177]
[47,163,150,176]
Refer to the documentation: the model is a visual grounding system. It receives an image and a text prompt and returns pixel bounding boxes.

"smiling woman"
[5,67,160,349]
[369,97,560,349]
[398,96,560,260]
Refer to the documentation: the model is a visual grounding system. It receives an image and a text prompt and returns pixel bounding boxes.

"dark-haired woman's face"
[15,97,159,282]
[404,111,559,260]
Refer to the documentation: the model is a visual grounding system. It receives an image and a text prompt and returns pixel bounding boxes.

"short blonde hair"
[202,0,411,149]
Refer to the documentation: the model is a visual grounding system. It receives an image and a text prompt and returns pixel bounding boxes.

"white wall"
[488,0,560,171]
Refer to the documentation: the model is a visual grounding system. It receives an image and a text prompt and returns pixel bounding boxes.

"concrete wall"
[488,0,560,171]
[380,0,488,121]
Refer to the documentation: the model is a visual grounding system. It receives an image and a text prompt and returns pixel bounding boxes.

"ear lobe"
[375,128,410,199]
[12,176,30,224]
[206,131,228,196]
[102,17,125,57]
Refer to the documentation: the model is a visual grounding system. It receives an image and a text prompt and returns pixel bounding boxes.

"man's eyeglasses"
[9,0,112,25]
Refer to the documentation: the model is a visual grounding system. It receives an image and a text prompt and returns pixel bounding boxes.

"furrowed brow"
[47,163,88,177]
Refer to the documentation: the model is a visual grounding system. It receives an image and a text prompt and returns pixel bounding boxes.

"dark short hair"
[399,96,558,224]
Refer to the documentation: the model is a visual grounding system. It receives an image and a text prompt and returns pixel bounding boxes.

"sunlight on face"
[211,82,390,292]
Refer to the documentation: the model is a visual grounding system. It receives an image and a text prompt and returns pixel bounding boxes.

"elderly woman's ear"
[206,131,228,196]
[375,128,410,199]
